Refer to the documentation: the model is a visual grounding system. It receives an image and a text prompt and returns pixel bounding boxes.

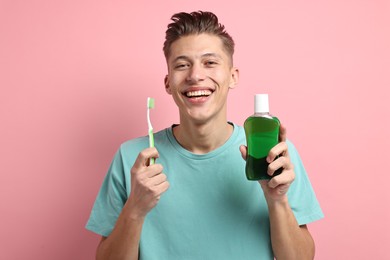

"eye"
[205,60,218,67]
[174,63,190,70]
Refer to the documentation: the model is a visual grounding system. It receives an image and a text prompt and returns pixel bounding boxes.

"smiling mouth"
[184,89,213,98]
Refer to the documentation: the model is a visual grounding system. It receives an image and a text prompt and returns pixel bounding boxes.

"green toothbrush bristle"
[148,97,155,108]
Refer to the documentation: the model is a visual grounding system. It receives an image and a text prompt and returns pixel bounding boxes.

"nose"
[186,63,206,83]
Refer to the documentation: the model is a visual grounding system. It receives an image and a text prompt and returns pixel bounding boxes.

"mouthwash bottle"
[244,94,281,180]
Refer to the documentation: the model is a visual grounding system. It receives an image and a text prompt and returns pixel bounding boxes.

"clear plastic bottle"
[244,94,281,180]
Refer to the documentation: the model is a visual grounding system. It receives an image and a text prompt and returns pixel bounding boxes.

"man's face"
[165,33,239,125]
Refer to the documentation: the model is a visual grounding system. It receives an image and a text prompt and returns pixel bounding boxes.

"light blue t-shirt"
[86,123,323,259]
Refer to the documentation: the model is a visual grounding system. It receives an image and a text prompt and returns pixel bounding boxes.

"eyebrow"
[172,53,223,63]
[201,53,222,59]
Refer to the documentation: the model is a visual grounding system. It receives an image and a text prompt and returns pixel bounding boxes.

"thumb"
[279,124,287,142]
[239,145,247,161]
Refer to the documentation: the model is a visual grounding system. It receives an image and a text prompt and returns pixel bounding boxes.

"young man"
[86,11,323,260]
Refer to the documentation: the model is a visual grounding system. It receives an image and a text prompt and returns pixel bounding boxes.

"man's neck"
[173,119,233,154]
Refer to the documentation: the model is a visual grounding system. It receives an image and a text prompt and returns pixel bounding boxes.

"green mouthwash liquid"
[244,94,281,180]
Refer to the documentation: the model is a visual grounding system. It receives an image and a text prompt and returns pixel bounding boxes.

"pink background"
[1,0,389,259]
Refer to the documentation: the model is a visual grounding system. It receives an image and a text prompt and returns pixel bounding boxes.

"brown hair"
[163,11,235,61]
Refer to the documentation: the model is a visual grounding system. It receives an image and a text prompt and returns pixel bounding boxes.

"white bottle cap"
[254,94,269,113]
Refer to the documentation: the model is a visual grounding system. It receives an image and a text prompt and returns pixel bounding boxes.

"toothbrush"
[147,97,155,165]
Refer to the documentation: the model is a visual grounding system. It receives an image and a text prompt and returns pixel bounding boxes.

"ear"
[229,67,239,89]
[164,75,172,95]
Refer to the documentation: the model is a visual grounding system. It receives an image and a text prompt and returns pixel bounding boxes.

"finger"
[267,142,288,163]
[155,179,170,195]
[279,124,287,142]
[239,145,247,161]
[267,156,289,176]
[147,172,167,185]
[268,170,295,189]
[133,147,159,170]
[144,163,164,178]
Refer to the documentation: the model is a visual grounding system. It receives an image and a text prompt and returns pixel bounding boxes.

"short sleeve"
[85,149,128,237]
[286,140,324,225]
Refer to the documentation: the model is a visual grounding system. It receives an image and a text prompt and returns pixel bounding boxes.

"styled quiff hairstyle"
[163,11,235,61]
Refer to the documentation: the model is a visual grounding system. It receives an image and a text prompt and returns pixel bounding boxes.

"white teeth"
[186,90,212,97]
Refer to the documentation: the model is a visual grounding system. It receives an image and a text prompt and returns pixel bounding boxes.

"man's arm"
[266,193,315,260]
[96,215,144,260]
[96,148,169,260]
[261,124,314,260]
[240,125,316,260]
